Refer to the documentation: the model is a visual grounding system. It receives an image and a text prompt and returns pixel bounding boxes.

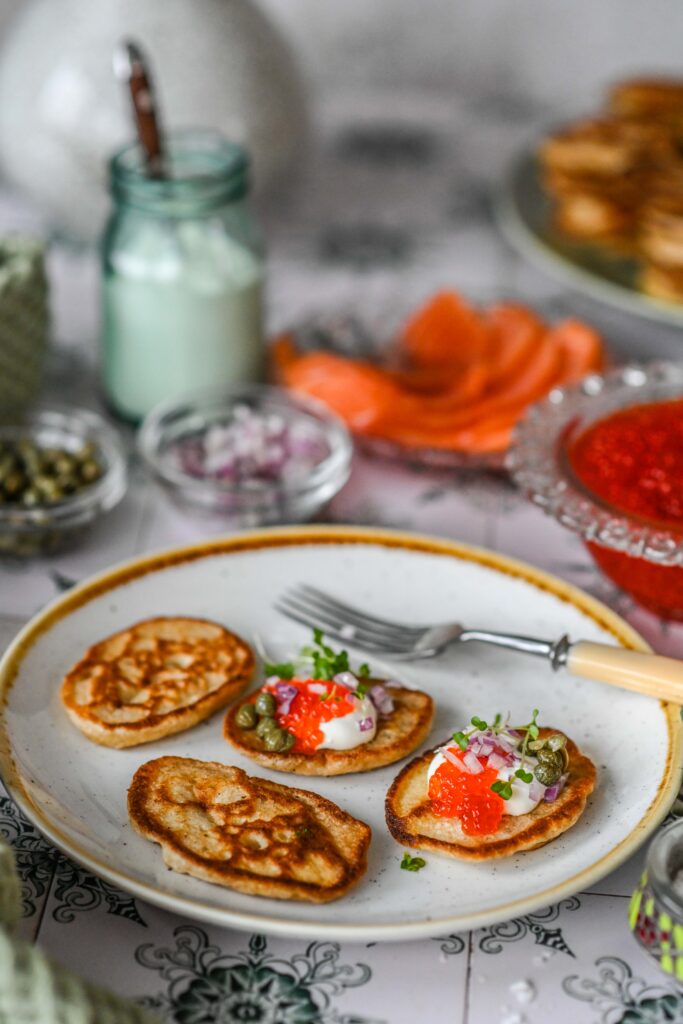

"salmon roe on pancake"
[428,748,505,836]
[266,679,358,754]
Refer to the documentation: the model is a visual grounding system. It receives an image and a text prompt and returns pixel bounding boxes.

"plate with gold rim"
[0,525,680,941]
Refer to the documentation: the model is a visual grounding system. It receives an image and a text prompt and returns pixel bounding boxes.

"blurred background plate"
[498,148,683,329]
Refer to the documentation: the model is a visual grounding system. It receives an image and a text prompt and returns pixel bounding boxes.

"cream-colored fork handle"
[568,641,683,704]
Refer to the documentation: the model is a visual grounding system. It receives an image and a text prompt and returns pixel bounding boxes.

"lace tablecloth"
[2,93,683,1024]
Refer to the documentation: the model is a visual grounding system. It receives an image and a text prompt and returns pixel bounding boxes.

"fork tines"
[275,584,421,654]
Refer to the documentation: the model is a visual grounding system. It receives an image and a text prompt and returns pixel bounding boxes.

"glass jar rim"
[109,128,250,212]
[646,818,683,921]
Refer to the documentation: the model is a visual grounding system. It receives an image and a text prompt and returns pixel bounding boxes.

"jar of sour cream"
[101,129,264,422]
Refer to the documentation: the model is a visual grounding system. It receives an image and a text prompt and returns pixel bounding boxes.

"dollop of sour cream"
[319,696,377,750]
[427,730,543,817]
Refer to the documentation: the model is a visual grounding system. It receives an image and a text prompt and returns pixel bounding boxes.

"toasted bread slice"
[61,617,254,749]
[128,756,371,902]
[224,685,434,776]
[385,728,596,860]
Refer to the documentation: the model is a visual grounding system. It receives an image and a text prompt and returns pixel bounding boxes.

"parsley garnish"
[400,853,426,872]
[267,629,373,698]
[264,661,295,679]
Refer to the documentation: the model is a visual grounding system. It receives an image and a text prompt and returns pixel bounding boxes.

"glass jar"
[630,819,683,983]
[101,129,264,422]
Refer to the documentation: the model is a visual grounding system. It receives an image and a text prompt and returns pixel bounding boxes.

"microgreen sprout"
[452,731,469,751]
[267,629,373,699]
[400,853,427,872]
[471,716,488,730]
[491,780,513,800]
[515,768,533,784]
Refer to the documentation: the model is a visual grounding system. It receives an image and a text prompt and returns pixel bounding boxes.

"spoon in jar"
[113,39,166,178]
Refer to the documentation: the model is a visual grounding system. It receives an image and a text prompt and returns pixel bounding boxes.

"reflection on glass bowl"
[508,362,683,620]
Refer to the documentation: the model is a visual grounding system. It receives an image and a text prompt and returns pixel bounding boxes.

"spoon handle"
[114,39,165,177]
[568,641,683,704]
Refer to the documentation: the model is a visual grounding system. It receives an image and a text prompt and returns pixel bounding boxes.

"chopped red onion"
[333,671,359,691]
[274,682,298,716]
[507,729,524,739]
[265,675,280,686]
[442,747,462,769]
[487,751,507,771]
[543,773,568,803]
[358,717,374,732]
[529,779,546,803]
[369,684,394,715]
[173,404,329,485]
[463,750,483,775]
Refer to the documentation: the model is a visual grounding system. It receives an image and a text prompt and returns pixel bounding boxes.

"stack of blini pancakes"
[539,77,683,302]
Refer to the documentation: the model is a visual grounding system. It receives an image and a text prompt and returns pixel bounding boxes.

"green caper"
[263,728,291,752]
[76,441,98,462]
[255,715,278,738]
[79,459,102,483]
[534,760,562,786]
[53,454,76,477]
[546,733,567,752]
[0,454,15,481]
[235,704,258,730]
[255,692,277,717]
[21,487,41,507]
[279,731,295,752]
[536,747,559,764]
[3,471,25,497]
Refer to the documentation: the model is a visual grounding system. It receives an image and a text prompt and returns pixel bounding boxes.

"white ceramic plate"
[0,526,680,942]
[497,149,683,329]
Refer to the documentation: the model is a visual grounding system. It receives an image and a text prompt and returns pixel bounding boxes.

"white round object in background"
[0,0,307,242]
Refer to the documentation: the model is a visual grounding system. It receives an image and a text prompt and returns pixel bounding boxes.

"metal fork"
[275,583,683,704]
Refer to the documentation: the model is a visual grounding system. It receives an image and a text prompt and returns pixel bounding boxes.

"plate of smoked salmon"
[271,290,606,469]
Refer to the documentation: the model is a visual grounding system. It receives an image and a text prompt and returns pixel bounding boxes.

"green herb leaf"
[358,663,371,678]
[491,780,513,800]
[356,679,371,697]
[264,661,295,679]
[400,852,427,872]
[452,731,469,751]
[302,628,367,682]
[492,712,503,729]
[471,716,488,730]
[515,768,533,784]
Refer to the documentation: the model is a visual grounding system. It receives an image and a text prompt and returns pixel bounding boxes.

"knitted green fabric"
[0,836,159,1024]
[0,239,49,408]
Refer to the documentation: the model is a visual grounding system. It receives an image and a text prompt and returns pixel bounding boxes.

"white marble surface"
[1,89,683,1023]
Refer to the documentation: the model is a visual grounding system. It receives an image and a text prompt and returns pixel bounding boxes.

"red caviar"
[266,679,358,753]
[428,748,504,836]
[569,399,683,619]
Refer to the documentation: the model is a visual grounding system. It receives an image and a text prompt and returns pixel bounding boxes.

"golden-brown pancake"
[554,193,636,244]
[539,118,672,178]
[224,684,434,776]
[385,728,596,860]
[639,262,683,302]
[128,756,371,902]
[609,77,683,124]
[61,617,254,748]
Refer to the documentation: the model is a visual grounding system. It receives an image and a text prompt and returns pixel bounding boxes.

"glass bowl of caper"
[0,405,127,556]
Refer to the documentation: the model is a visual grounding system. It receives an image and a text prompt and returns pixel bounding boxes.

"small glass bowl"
[138,384,353,526]
[0,406,128,557]
[629,819,683,984]
[507,362,683,620]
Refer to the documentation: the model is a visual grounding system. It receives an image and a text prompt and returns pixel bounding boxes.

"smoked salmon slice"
[270,291,606,455]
